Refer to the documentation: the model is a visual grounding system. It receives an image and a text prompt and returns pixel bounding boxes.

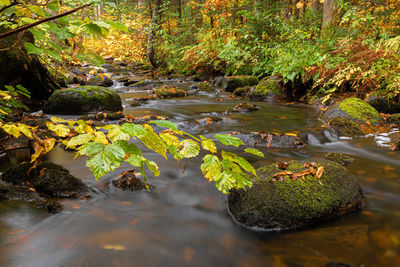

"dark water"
[1,77,400,266]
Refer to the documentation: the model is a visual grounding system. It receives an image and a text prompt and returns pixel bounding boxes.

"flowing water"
[1,75,400,266]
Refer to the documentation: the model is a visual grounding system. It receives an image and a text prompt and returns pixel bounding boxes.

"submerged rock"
[0,185,63,213]
[232,103,259,113]
[153,87,186,98]
[2,162,89,198]
[87,75,114,87]
[324,152,354,166]
[112,171,154,191]
[250,77,283,99]
[43,86,123,115]
[321,98,384,137]
[228,160,365,232]
[232,131,305,148]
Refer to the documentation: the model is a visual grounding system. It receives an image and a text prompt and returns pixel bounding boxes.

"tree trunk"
[322,0,337,32]
[147,0,162,68]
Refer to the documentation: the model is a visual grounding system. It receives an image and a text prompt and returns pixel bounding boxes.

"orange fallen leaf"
[316,166,324,184]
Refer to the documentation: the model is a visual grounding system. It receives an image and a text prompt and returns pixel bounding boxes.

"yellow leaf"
[285,133,298,137]
[31,142,44,163]
[46,122,70,137]
[43,138,56,153]
[2,124,21,138]
[50,117,67,123]
[89,69,97,75]
[17,123,33,139]
[94,131,109,144]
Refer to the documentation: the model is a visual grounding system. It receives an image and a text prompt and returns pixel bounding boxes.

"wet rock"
[232,103,259,113]
[195,116,223,126]
[134,80,155,88]
[387,114,400,125]
[112,171,154,191]
[2,162,89,198]
[123,78,140,86]
[212,76,258,92]
[189,84,198,90]
[113,60,127,66]
[324,152,354,166]
[43,86,122,115]
[153,87,186,99]
[232,131,305,148]
[250,77,283,99]
[228,160,365,232]
[2,136,30,151]
[233,86,251,97]
[87,75,114,87]
[321,98,384,137]
[0,185,63,213]
[80,112,125,121]
[104,56,114,64]
[365,94,400,114]
[198,81,213,91]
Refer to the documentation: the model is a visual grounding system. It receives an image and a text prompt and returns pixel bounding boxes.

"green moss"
[387,114,400,125]
[223,76,259,92]
[251,77,282,98]
[339,98,381,124]
[198,82,212,91]
[329,117,364,137]
[228,160,364,231]
[233,86,251,96]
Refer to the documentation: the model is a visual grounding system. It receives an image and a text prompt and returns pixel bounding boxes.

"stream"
[1,70,400,266]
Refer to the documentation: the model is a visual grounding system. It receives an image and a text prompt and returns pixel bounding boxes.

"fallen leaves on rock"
[271,162,325,185]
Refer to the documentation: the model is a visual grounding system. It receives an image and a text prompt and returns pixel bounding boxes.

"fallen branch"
[0,3,91,40]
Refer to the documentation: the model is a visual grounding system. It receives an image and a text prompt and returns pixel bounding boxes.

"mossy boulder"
[213,76,258,92]
[43,86,122,115]
[324,152,354,166]
[250,77,283,99]
[228,160,365,232]
[321,98,383,137]
[2,162,89,198]
[322,98,381,124]
[0,27,60,99]
[233,86,251,97]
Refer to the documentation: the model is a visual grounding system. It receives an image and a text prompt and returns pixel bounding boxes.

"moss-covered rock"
[153,87,186,98]
[250,77,283,99]
[231,103,259,113]
[43,86,122,115]
[324,152,354,166]
[87,75,114,87]
[228,160,365,232]
[321,98,384,137]
[2,162,89,198]
[322,98,381,124]
[0,27,60,99]
[212,76,258,92]
[198,82,213,91]
[233,86,251,97]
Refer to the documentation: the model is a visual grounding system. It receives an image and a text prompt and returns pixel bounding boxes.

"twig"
[0,1,18,13]
[0,3,91,40]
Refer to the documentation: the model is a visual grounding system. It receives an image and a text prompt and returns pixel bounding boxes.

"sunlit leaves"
[150,120,178,131]
[86,144,125,179]
[102,125,130,142]
[2,124,22,138]
[67,134,93,148]
[121,123,147,137]
[179,139,200,158]
[201,154,222,181]
[46,122,70,137]
[244,148,264,157]
[200,136,217,154]
[214,134,244,147]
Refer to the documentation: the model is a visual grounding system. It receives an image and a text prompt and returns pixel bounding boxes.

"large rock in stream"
[213,76,259,92]
[2,162,89,198]
[43,86,122,115]
[233,131,305,148]
[320,97,385,137]
[228,160,365,232]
